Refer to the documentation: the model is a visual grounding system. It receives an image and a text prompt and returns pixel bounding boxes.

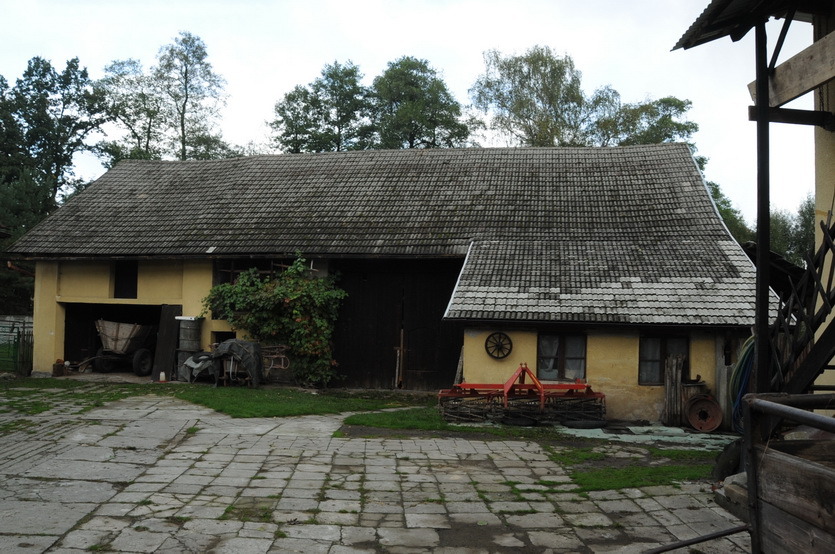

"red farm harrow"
[438,363,605,425]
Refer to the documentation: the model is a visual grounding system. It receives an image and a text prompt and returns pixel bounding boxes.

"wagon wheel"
[485,332,512,359]
[94,348,116,373]
[132,348,153,377]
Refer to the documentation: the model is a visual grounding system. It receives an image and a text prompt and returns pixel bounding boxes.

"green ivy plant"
[202,256,347,387]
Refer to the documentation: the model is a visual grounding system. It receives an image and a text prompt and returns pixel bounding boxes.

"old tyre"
[132,348,153,377]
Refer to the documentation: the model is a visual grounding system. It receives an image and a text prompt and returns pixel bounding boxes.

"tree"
[470,45,697,148]
[372,56,469,149]
[310,61,374,151]
[271,61,373,153]
[749,193,816,267]
[471,46,587,146]
[792,193,816,262]
[11,57,109,205]
[769,209,795,264]
[0,171,46,314]
[153,32,227,160]
[0,76,28,188]
[96,59,166,166]
[707,181,754,244]
[272,86,320,153]
[785,193,816,266]
[607,97,699,147]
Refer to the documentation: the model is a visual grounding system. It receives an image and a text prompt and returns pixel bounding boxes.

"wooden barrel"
[178,318,203,352]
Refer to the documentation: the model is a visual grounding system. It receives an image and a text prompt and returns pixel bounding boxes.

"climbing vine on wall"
[202,256,347,387]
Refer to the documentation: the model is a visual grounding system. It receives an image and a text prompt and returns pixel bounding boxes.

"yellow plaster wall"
[58,262,111,297]
[55,260,185,304]
[33,262,65,371]
[136,261,183,301]
[690,333,718,391]
[32,259,229,370]
[462,329,538,383]
[182,260,235,350]
[462,328,723,422]
[585,332,665,421]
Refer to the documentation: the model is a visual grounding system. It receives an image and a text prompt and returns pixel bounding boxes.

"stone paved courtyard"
[0,383,750,553]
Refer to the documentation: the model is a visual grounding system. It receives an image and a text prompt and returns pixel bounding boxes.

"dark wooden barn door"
[331,259,464,390]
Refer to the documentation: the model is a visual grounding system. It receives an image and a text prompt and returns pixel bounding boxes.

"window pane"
[640,338,661,362]
[564,358,585,380]
[539,336,559,358]
[538,335,560,380]
[639,337,663,384]
[639,360,661,384]
[565,336,585,357]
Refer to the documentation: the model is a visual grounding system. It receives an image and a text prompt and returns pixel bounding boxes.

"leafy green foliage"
[272,61,374,153]
[10,56,109,204]
[742,192,816,267]
[470,45,698,148]
[614,97,699,147]
[95,58,166,166]
[202,256,347,387]
[788,193,816,266]
[272,57,469,152]
[98,33,233,163]
[1,58,109,313]
[154,32,227,161]
[707,181,754,244]
[372,56,470,149]
[471,46,587,146]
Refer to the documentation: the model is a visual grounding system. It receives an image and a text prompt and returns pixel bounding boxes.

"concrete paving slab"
[0,535,60,553]
[0,382,752,553]
[0,500,95,535]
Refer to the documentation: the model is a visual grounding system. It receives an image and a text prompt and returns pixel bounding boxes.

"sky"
[0,0,817,224]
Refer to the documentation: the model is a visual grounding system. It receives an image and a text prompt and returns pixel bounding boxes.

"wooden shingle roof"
[10,144,757,326]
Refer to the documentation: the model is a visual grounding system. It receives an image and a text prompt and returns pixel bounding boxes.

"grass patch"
[646,447,717,462]
[0,378,430,419]
[570,464,712,492]
[0,418,35,433]
[548,446,606,466]
[543,444,717,492]
[343,406,450,431]
[342,406,571,441]
[219,501,275,523]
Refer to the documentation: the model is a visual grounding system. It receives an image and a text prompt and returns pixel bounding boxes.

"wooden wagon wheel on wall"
[485,332,512,359]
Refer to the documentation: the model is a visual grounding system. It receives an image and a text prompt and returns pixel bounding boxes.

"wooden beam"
[748,30,835,107]
[747,106,835,129]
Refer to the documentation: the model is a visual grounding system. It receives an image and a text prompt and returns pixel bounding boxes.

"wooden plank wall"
[756,445,835,552]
